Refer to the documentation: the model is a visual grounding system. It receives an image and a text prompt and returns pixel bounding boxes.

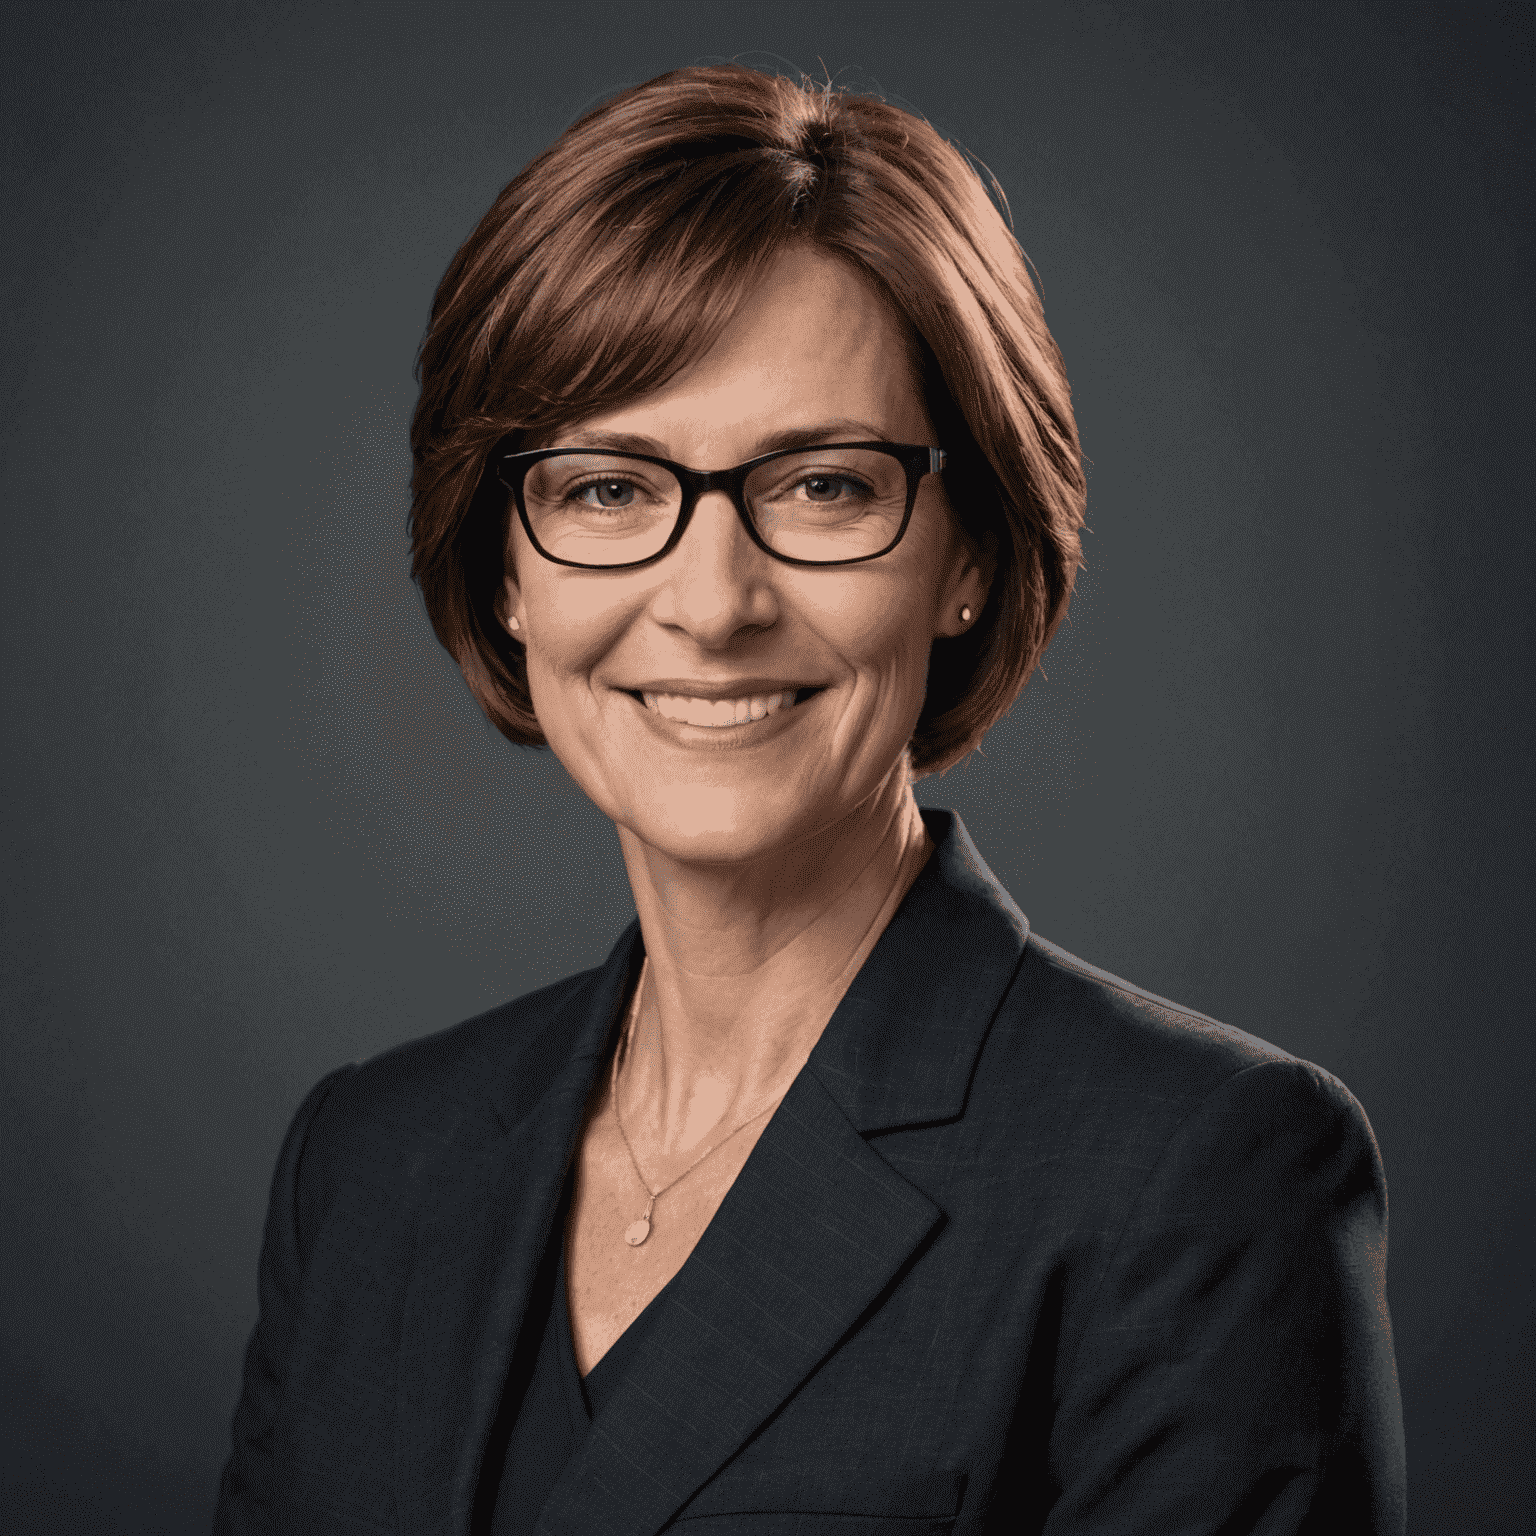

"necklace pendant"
[624,1217,651,1247]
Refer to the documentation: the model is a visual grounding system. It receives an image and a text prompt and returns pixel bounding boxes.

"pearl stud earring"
[508,616,521,632]
[960,606,972,623]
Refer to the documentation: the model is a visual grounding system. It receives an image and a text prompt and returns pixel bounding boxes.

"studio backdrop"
[3,2,1531,1532]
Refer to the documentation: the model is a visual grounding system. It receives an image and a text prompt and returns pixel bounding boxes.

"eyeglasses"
[492,441,946,569]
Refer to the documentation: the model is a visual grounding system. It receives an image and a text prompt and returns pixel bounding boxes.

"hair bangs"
[491,160,814,437]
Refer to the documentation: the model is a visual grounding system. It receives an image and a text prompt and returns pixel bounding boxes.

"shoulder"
[1017,931,1292,1075]
[984,931,1379,1177]
[1015,930,1361,1097]
[978,935,1390,1353]
[331,964,595,1121]
[275,963,604,1240]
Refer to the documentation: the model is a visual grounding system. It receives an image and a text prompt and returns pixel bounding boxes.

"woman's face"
[501,244,991,866]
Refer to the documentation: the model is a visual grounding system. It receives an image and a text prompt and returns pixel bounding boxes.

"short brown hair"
[410,64,1085,779]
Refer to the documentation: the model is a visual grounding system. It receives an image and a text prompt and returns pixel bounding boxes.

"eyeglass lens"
[521,448,910,566]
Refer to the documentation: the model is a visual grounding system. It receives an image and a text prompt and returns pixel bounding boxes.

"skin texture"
[499,245,992,1368]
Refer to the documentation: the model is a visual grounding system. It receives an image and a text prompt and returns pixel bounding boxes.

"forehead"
[561,246,930,459]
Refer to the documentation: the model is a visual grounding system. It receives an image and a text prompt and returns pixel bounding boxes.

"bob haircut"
[410,64,1086,779]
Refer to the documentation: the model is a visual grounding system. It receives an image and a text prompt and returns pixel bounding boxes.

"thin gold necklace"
[610,956,786,1247]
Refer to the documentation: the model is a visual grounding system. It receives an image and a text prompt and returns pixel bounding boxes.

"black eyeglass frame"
[491,440,947,570]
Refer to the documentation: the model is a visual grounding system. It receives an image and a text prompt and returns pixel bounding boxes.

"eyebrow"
[558,419,891,460]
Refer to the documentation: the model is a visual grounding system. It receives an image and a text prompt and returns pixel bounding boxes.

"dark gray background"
[3,1,1530,1530]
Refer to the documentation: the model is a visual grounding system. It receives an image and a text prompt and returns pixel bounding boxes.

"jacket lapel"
[394,933,644,1536]
[535,808,1030,1536]
[535,1066,942,1536]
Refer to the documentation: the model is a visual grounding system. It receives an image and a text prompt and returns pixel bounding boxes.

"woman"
[215,65,1405,1535]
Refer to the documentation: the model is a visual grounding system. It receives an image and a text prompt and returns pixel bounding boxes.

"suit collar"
[395,806,1028,1535]
[806,806,1030,1133]
[466,924,645,1140]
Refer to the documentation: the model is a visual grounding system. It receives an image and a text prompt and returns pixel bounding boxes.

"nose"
[651,489,779,644]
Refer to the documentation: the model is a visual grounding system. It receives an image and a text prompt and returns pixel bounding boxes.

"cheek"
[523,633,626,807]
[831,578,938,716]
[525,567,631,667]
[847,533,956,716]
[521,586,627,732]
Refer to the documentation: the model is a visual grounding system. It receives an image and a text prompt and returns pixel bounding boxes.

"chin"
[619,782,830,865]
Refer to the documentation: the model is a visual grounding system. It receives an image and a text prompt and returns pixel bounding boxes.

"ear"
[934,526,998,639]
[497,570,526,639]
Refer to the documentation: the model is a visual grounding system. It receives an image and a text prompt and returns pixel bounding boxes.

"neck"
[612,768,933,1160]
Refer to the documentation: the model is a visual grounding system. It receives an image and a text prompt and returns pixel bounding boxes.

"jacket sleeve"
[212,1063,357,1535]
[1042,1058,1406,1536]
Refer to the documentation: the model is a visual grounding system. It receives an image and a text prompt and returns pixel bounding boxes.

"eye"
[572,477,637,508]
[795,473,867,502]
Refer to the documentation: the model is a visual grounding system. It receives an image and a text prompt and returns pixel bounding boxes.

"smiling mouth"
[624,686,826,728]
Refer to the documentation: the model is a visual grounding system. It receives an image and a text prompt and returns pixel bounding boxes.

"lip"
[622,677,827,702]
[623,685,824,746]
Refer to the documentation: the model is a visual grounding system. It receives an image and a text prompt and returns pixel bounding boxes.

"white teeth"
[639,690,796,727]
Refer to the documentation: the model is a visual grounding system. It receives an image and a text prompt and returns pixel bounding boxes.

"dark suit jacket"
[213,808,1405,1535]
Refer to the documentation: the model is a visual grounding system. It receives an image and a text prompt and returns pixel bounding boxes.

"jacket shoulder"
[343,964,596,1117]
[283,963,604,1244]
[1007,932,1361,1120]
